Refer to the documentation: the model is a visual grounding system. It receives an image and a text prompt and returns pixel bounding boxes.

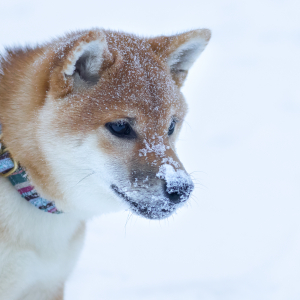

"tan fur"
[0,28,210,299]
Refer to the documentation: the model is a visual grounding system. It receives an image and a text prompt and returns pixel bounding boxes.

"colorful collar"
[0,124,62,214]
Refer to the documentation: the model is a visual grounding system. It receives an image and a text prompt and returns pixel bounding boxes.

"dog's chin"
[111,184,179,220]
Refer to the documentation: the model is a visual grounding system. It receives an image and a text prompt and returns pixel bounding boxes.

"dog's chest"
[0,222,85,299]
[0,177,85,298]
[23,236,82,287]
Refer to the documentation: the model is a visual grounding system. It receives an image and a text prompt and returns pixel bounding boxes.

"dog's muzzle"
[111,178,194,219]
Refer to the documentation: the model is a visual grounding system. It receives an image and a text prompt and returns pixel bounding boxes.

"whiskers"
[124,211,134,235]
[76,170,96,185]
[62,168,97,192]
[188,171,207,190]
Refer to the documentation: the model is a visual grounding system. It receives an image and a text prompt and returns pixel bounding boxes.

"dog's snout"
[164,181,194,204]
[165,189,182,204]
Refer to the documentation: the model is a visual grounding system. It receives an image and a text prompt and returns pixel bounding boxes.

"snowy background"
[1,0,300,299]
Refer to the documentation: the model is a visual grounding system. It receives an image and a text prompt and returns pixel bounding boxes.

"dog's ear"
[63,32,112,84]
[49,30,113,98]
[149,29,211,87]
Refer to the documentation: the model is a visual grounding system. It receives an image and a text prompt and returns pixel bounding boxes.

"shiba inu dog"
[0,28,210,299]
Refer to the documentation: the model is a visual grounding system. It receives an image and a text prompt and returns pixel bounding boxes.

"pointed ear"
[63,31,112,85]
[149,29,211,87]
[49,30,113,98]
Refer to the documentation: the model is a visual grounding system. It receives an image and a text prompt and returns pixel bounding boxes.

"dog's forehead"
[59,33,187,134]
[95,33,185,121]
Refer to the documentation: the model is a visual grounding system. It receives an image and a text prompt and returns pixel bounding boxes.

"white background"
[1,0,299,299]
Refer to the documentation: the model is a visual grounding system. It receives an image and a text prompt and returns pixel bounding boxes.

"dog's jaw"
[111,184,179,219]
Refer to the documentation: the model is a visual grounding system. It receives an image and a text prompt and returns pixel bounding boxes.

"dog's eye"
[168,120,176,136]
[106,121,136,139]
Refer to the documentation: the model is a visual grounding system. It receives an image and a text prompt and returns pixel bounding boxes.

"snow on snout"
[138,135,180,168]
[139,135,168,157]
[156,164,193,196]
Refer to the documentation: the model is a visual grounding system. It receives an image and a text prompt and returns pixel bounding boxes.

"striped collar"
[0,124,62,214]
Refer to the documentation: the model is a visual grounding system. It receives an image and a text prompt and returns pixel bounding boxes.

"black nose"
[164,181,194,204]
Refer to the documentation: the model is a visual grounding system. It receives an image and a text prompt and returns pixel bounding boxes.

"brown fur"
[0,28,210,299]
[0,29,209,200]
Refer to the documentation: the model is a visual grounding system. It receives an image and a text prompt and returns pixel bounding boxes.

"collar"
[0,124,62,214]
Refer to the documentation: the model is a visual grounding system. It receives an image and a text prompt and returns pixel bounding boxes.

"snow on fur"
[156,163,192,196]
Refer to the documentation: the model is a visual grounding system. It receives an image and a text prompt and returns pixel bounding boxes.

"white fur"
[0,97,128,299]
[36,98,128,219]
[167,37,208,71]
[0,29,208,298]
[0,177,84,300]
[64,39,107,77]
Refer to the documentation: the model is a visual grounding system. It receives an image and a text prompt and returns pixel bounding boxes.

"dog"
[0,28,210,299]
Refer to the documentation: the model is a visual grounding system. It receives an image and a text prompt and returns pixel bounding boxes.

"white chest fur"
[0,177,85,300]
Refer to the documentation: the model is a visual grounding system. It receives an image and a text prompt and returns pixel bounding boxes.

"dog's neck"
[0,123,62,214]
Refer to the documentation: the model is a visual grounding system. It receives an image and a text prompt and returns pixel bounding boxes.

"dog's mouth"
[111,184,178,220]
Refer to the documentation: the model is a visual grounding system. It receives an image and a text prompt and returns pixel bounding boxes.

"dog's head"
[1,29,210,219]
